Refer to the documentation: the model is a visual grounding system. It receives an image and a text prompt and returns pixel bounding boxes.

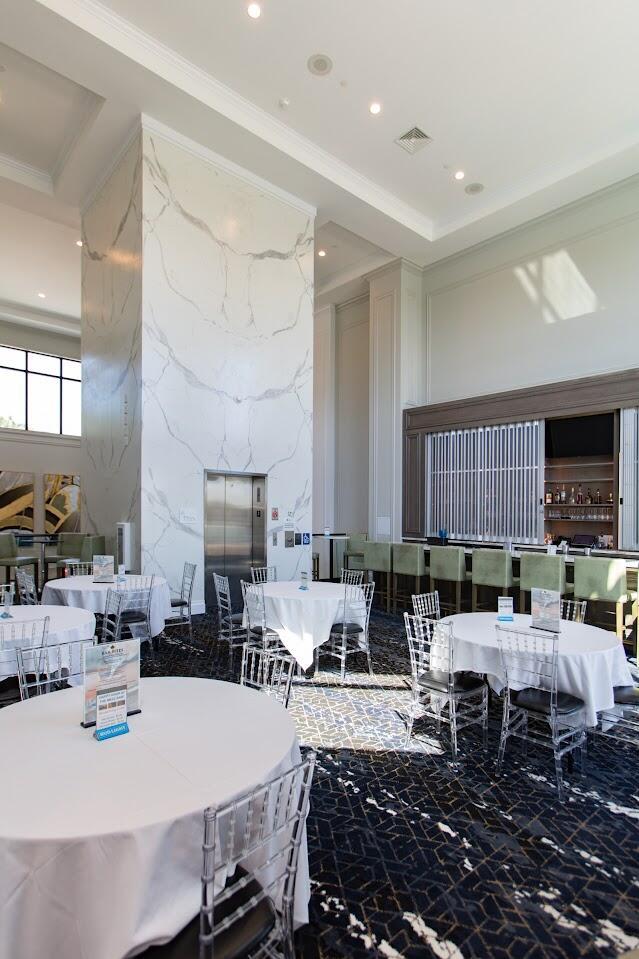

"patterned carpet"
[143,611,639,959]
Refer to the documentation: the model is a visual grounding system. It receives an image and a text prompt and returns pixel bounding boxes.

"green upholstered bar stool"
[345,533,367,572]
[363,541,392,613]
[429,545,470,614]
[0,532,39,586]
[391,543,428,613]
[44,532,87,580]
[573,556,638,643]
[80,534,106,563]
[519,553,566,614]
[471,549,516,612]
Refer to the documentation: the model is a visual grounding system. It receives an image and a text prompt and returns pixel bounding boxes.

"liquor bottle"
[569,486,576,504]
[585,488,592,505]
[577,484,583,504]
[608,490,614,504]
[595,488,601,505]
[545,490,553,505]
[554,486,560,504]
[560,485,566,504]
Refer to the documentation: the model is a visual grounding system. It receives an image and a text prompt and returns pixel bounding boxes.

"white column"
[367,260,426,542]
[313,304,336,577]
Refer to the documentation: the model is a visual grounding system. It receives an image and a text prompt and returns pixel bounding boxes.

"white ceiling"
[0,0,638,320]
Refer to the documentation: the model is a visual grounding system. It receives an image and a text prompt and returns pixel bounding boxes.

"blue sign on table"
[95,722,129,742]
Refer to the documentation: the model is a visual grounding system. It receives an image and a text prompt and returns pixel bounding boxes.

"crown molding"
[141,115,316,219]
[36,0,434,240]
[0,153,52,196]
[0,426,81,448]
[364,257,422,283]
[0,299,80,337]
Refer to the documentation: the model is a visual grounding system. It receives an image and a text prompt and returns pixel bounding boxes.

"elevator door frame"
[203,470,267,610]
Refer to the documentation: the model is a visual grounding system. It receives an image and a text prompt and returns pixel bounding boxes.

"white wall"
[425,179,639,403]
[335,295,369,534]
[81,135,142,557]
[141,127,314,606]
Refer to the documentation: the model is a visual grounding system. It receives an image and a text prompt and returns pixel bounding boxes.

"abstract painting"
[44,474,81,533]
[0,471,34,532]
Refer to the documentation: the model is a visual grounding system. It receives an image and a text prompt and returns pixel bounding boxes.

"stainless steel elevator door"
[204,472,267,610]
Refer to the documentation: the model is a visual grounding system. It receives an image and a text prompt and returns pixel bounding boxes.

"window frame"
[0,345,81,437]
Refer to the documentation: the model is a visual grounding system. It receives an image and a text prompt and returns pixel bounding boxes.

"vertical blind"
[620,407,639,551]
[425,420,542,543]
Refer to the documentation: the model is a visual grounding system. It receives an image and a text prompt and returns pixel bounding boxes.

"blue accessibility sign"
[302,532,311,545]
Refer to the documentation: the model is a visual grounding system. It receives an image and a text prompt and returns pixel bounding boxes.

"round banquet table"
[0,677,308,959]
[444,612,633,726]
[261,580,354,670]
[0,605,95,680]
[42,574,172,637]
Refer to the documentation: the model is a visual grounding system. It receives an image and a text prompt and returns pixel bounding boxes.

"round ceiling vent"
[465,182,484,195]
[307,54,333,77]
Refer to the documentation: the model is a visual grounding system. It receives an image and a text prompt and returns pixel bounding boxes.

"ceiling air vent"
[394,127,431,155]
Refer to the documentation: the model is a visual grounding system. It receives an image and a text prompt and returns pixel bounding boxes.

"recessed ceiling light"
[369,101,382,116]
[454,170,465,181]
[247,3,261,18]
[318,249,326,257]
[307,54,333,77]
[37,292,46,298]
[76,239,83,247]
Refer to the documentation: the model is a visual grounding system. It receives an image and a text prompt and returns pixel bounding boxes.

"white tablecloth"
[261,581,351,670]
[0,677,308,959]
[444,612,633,726]
[0,605,95,679]
[42,575,172,637]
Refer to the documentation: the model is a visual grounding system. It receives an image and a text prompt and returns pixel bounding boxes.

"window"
[0,345,81,436]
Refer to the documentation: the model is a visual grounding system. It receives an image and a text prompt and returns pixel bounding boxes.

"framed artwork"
[44,474,81,533]
[0,471,34,532]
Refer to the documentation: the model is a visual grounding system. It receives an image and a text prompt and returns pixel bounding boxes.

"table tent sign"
[82,638,141,736]
[497,597,514,622]
[93,555,115,583]
[531,588,561,633]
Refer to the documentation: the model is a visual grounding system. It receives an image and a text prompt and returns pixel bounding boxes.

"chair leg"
[496,700,509,773]
[430,576,435,595]
[615,599,625,641]
[455,581,462,614]
[471,583,478,612]
[386,573,391,614]
[449,698,458,759]
[392,573,398,614]
[553,743,565,802]
[519,588,526,615]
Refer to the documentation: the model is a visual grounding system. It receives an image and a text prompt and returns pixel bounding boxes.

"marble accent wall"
[81,136,143,557]
[141,131,314,605]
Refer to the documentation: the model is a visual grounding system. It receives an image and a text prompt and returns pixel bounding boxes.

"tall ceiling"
[0,0,639,322]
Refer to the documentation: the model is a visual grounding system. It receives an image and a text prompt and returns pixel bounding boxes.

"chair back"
[180,561,197,606]
[344,581,374,633]
[495,624,558,712]
[341,568,364,586]
[17,634,94,700]
[0,616,49,679]
[240,646,295,707]
[119,577,154,621]
[15,568,38,605]
[243,581,267,633]
[57,533,86,559]
[362,541,392,574]
[472,549,513,588]
[560,599,587,623]
[80,535,106,562]
[403,613,453,681]
[213,572,233,618]
[392,543,426,577]
[346,532,367,554]
[65,561,93,577]
[429,545,466,583]
[411,590,441,621]
[102,589,125,642]
[0,532,18,560]
[199,754,316,958]
[251,566,276,584]
[519,553,566,593]
[573,556,627,602]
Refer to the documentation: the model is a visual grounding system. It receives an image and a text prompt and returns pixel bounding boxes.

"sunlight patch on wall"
[514,250,598,324]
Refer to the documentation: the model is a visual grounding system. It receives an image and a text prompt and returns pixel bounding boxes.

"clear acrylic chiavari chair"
[318,581,375,681]
[118,577,154,651]
[250,566,277,585]
[240,645,296,708]
[560,599,587,623]
[495,624,587,800]
[0,617,50,703]
[17,634,95,699]
[65,561,94,577]
[241,581,281,651]
[411,590,441,621]
[404,613,488,757]
[214,573,245,646]
[340,568,364,586]
[165,561,197,642]
[101,589,125,643]
[15,568,39,606]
